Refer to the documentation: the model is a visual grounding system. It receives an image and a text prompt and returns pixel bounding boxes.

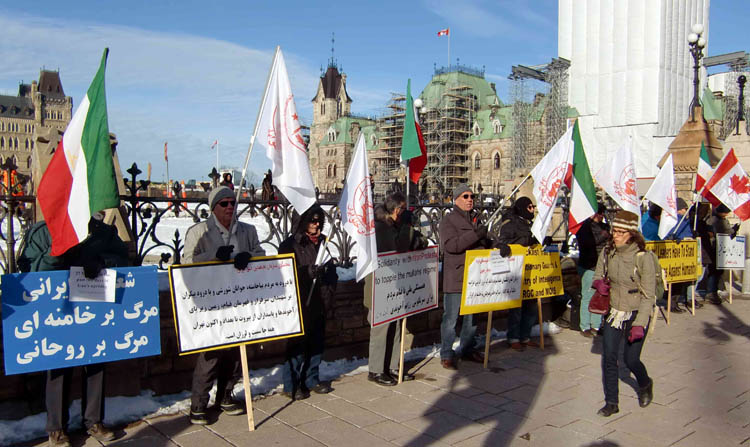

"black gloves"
[83,257,104,279]
[498,244,511,258]
[233,252,251,270]
[323,262,338,284]
[216,245,234,261]
[475,225,488,240]
[731,223,740,239]
[309,264,321,278]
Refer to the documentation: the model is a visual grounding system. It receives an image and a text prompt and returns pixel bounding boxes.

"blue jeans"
[440,292,477,359]
[507,300,537,343]
[578,267,602,331]
[282,312,324,392]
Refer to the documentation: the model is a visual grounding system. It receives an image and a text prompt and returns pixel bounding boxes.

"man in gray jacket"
[438,184,491,369]
[183,186,265,425]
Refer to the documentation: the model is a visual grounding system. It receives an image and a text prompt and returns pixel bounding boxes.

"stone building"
[308,62,566,201]
[0,70,72,179]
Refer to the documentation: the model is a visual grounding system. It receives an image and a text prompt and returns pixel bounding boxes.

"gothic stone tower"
[309,63,352,191]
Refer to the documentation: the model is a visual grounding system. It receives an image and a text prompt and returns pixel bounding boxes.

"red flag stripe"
[38,139,78,254]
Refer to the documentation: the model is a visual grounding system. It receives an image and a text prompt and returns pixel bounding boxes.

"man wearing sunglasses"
[438,184,492,369]
[183,185,265,425]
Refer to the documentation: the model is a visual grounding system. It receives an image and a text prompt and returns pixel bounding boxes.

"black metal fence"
[0,162,502,274]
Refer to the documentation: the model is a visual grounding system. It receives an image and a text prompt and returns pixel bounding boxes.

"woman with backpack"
[592,210,656,417]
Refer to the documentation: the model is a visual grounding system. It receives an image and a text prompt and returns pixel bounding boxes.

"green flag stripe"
[81,48,120,213]
[572,122,597,208]
[400,79,421,161]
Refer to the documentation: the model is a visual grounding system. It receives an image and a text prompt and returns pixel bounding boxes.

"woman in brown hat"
[593,210,655,417]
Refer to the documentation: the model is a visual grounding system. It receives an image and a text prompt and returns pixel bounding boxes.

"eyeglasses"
[217,200,236,208]
[310,217,323,224]
[461,194,476,200]
[528,204,536,209]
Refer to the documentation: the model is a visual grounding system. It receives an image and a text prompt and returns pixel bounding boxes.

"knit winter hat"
[452,184,472,200]
[208,186,235,211]
[611,210,640,232]
[676,197,688,211]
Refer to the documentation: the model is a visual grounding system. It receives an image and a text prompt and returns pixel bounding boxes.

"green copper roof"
[468,107,514,141]
[701,86,724,121]
[418,70,503,110]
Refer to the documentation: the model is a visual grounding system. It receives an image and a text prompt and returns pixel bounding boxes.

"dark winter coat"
[496,213,538,248]
[279,205,337,315]
[439,206,490,293]
[18,220,129,273]
[576,218,610,270]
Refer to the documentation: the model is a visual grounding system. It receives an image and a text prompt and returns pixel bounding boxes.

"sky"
[0,0,745,185]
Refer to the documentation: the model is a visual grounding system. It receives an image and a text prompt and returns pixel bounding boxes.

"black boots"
[597,403,619,417]
[638,379,653,407]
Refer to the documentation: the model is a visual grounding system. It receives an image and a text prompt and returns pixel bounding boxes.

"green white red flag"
[566,121,597,234]
[696,141,720,206]
[37,49,120,256]
[400,79,427,184]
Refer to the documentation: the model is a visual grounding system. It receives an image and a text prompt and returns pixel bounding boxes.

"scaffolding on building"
[508,58,570,177]
[372,93,405,200]
[420,83,475,199]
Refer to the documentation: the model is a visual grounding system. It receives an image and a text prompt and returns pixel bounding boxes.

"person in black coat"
[495,196,539,350]
[575,204,610,335]
[278,205,337,400]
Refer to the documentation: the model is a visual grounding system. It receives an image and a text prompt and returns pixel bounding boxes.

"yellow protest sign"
[645,239,702,283]
[460,245,564,315]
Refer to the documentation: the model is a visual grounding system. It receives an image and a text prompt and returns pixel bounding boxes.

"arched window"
[321,103,325,115]
[494,153,500,170]
[473,153,480,170]
[333,164,337,177]
[337,100,342,118]
[327,164,332,177]
[24,138,29,149]
[371,134,377,147]
[327,127,337,142]
[27,156,31,169]
[0,137,4,148]
[493,120,502,134]
[473,122,481,137]
[14,137,19,149]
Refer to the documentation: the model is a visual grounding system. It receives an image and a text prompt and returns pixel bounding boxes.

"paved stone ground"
[20,295,750,447]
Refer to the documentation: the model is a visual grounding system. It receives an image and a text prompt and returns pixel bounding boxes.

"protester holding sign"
[706,204,733,304]
[594,211,654,417]
[495,197,540,350]
[18,217,128,447]
[438,185,490,370]
[183,186,265,425]
[279,205,337,399]
[364,192,427,385]
[665,199,699,311]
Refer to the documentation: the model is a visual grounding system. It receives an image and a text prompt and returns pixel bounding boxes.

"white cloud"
[0,12,321,181]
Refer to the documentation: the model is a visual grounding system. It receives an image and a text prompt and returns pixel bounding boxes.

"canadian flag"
[210,140,218,150]
[437,28,449,37]
[703,148,750,220]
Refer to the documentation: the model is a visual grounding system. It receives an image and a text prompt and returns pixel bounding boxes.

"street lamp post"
[687,23,706,121]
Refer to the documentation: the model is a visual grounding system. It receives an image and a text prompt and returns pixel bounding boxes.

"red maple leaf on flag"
[730,174,750,195]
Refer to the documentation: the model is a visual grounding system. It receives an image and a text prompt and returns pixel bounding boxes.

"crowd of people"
[19,177,742,445]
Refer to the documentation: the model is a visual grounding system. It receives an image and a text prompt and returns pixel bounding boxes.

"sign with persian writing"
[169,254,303,354]
[460,245,564,315]
[716,234,745,270]
[1,266,160,375]
[370,246,439,327]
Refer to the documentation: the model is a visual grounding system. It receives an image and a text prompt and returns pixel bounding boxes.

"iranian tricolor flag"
[38,49,120,256]
[703,148,750,220]
[696,141,720,206]
[566,121,597,234]
[400,79,427,184]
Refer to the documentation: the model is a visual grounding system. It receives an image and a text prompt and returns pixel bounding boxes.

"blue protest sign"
[1,266,160,375]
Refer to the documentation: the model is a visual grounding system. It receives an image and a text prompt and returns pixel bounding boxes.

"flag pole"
[216,140,220,175]
[165,142,170,198]
[487,171,532,231]
[226,46,279,245]
[398,161,411,384]
[448,29,451,67]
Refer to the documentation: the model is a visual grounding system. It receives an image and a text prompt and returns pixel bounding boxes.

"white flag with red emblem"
[530,125,574,243]
[644,154,678,239]
[338,133,377,282]
[595,137,641,216]
[254,47,315,214]
[704,148,750,220]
